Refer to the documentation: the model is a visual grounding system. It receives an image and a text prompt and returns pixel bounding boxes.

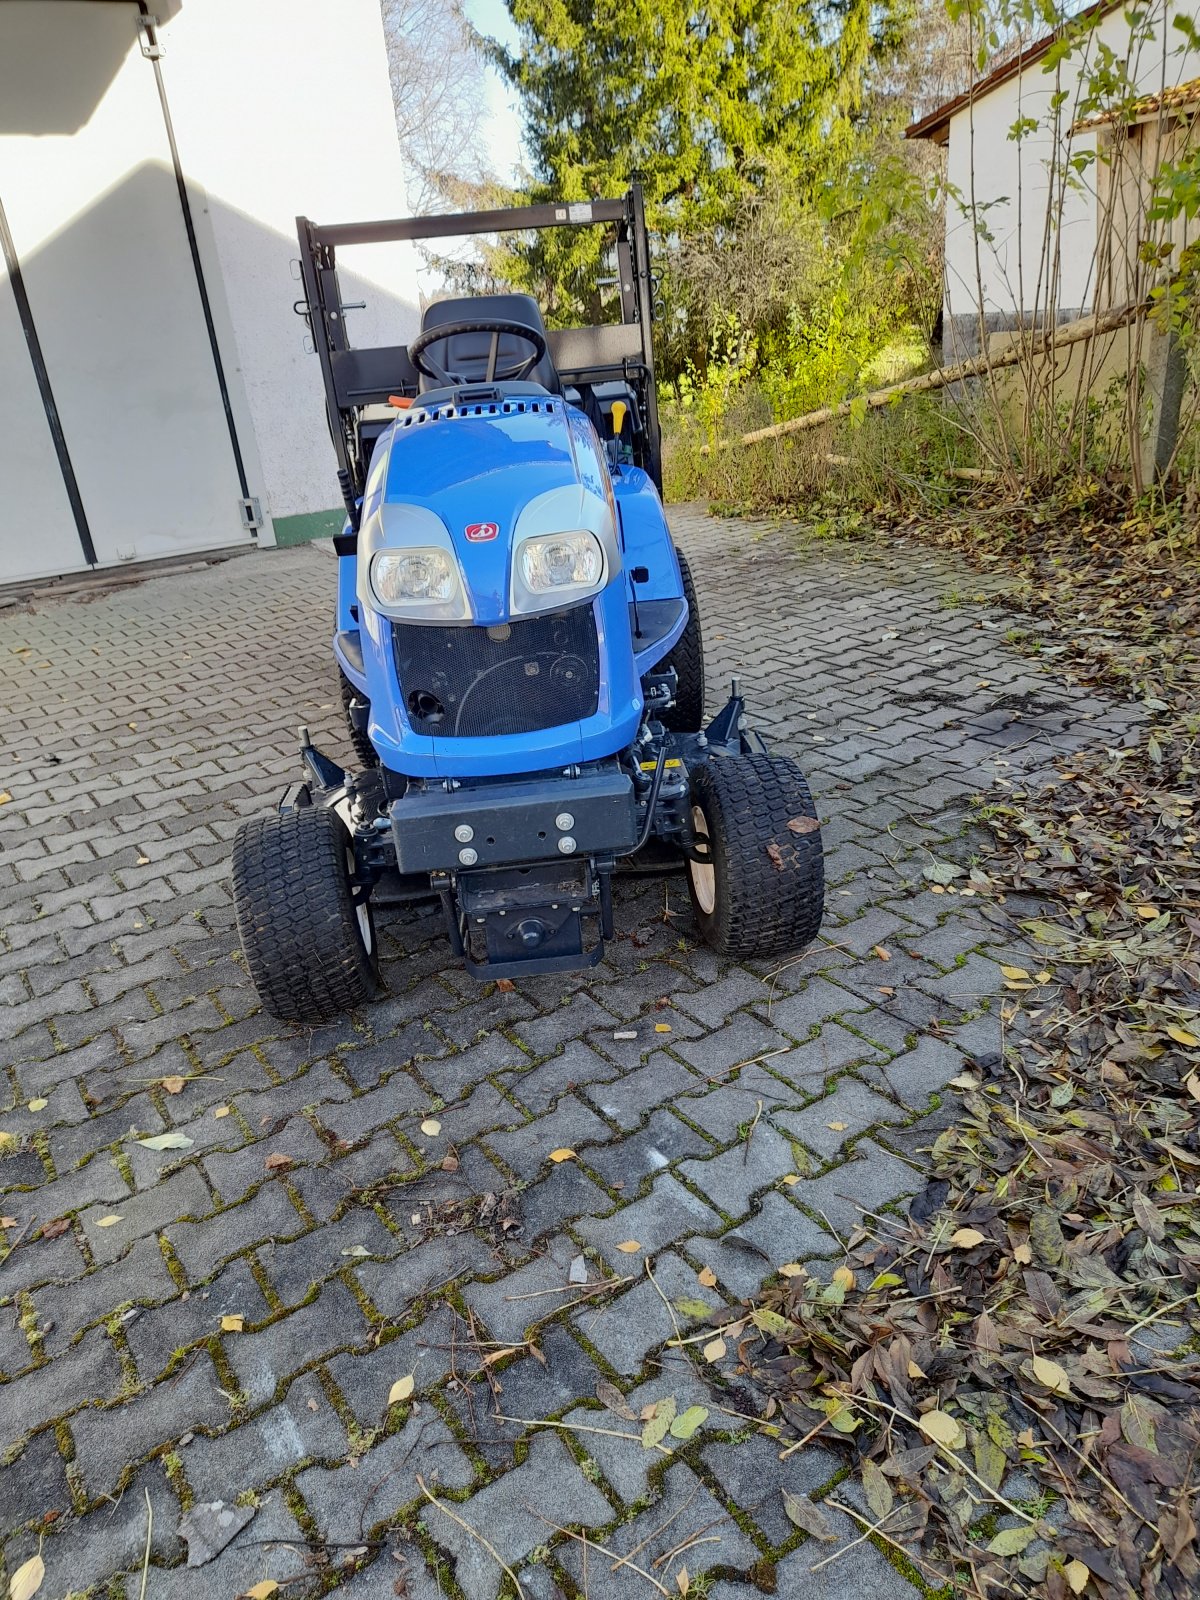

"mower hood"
[357,395,622,628]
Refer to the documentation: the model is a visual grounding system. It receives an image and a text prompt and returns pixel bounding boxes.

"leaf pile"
[734,508,1200,1598]
[737,1026,1200,1598]
[890,494,1200,707]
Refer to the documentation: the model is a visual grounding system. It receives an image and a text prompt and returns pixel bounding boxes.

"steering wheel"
[408,318,549,386]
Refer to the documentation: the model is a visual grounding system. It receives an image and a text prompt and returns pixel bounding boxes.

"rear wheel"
[660,548,706,732]
[339,670,378,769]
[232,807,379,1024]
[686,754,823,958]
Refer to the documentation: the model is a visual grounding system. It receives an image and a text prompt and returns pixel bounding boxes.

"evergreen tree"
[482,0,910,320]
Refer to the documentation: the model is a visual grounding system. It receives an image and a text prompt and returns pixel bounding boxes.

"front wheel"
[232,807,379,1024]
[686,754,824,958]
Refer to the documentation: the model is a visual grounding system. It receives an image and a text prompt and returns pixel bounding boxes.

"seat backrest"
[418,293,560,393]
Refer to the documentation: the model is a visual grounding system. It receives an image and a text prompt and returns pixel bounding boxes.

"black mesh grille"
[392,607,600,738]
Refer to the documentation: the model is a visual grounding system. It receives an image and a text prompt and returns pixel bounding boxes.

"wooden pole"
[700,303,1144,453]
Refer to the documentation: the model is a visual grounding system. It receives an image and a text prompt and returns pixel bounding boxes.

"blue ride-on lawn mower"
[232,188,823,1023]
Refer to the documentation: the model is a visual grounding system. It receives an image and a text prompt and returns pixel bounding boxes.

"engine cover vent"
[399,397,561,428]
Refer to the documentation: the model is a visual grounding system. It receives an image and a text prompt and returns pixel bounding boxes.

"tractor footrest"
[391,766,637,873]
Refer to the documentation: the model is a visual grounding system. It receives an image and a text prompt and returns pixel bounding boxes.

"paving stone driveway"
[1,509,1140,1599]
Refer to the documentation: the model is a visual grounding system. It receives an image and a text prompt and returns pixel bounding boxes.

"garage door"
[0,1,251,584]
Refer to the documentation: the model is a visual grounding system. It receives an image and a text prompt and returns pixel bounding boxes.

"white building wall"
[942,1,1200,354]
[159,0,421,537]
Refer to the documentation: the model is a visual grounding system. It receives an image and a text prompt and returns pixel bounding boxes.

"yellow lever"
[611,400,627,437]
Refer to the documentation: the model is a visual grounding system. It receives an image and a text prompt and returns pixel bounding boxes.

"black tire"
[232,807,379,1024]
[660,548,706,732]
[339,670,378,769]
[686,753,824,958]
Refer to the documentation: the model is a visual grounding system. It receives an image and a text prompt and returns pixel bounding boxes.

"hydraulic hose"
[623,745,667,858]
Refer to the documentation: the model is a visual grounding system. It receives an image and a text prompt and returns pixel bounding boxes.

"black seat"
[417,293,561,394]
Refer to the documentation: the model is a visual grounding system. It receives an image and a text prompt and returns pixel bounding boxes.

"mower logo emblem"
[464,521,499,542]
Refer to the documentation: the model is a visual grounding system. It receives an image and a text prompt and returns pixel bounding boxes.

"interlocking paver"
[561,1356,716,1501]
[572,1248,724,1374]
[703,1432,841,1544]
[0,508,1140,1593]
[421,1431,610,1600]
[558,1462,761,1599]
[576,1173,720,1268]
[229,1279,368,1406]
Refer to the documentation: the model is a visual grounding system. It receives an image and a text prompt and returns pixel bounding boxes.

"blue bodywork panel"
[333,398,684,780]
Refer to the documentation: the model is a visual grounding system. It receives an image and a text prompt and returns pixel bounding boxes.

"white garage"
[0,0,420,586]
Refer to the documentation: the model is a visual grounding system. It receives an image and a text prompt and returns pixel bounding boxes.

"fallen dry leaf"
[41,1218,71,1240]
[948,1227,986,1249]
[419,1118,442,1136]
[697,1266,717,1288]
[765,841,785,871]
[917,1408,964,1447]
[388,1375,415,1405]
[495,977,516,992]
[263,1152,293,1171]
[221,1315,244,1333]
[872,945,892,961]
[787,814,820,834]
[595,1378,636,1420]
[95,1215,123,1229]
[616,1240,642,1253]
[243,1583,280,1600]
[1031,1353,1071,1394]
[1064,1558,1090,1594]
[136,1132,194,1152]
[548,1148,576,1163]
[9,1553,44,1600]
[654,1022,672,1032]
[27,1098,47,1113]
[161,1075,185,1095]
[782,1490,838,1541]
[0,1217,17,1229]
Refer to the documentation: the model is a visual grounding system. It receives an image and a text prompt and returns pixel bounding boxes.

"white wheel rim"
[346,847,373,954]
[688,803,717,916]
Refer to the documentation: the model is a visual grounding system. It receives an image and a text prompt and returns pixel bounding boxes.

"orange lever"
[388,394,414,409]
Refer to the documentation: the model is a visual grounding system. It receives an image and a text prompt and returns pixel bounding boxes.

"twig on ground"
[417,1475,525,1599]
[779,1415,830,1459]
[528,1511,669,1596]
[138,1487,152,1600]
[503,1276,633,1304]
[643,1256,685,1349]
[742,1098,764,1165]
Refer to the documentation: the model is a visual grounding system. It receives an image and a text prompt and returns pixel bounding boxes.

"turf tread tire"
[687,753,824,958]
[232,807,379,1024]
[339,671,378,769]
[660,548,706,733]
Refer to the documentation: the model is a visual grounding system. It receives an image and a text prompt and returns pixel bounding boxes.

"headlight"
[371,548,458,605]
[517,532,604,594]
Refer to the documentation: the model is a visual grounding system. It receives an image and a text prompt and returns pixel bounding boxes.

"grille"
[393,607,599,738]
